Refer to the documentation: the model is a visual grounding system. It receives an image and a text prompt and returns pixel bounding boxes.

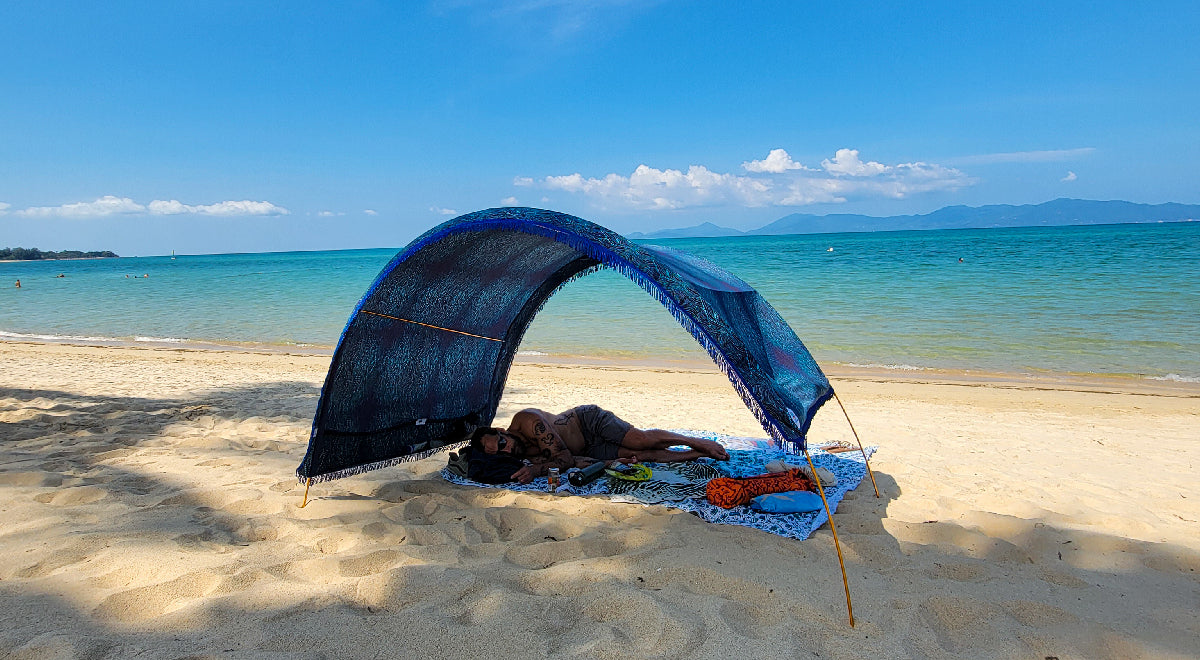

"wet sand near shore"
[1,340,1198,659]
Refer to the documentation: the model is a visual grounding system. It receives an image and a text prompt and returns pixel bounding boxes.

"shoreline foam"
[5,333,1196,398]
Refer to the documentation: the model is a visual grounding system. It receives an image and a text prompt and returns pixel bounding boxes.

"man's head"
[469,426,519,455]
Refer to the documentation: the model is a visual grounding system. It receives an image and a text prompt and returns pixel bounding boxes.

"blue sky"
[2,1,1197,255]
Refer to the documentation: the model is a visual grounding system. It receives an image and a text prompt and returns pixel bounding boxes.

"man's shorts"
[574,405,632,461]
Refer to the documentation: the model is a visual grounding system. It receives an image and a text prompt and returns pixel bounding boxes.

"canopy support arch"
[298,207,835,483]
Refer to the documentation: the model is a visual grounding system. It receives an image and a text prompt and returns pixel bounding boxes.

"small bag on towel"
[705,469,815,509]
[463,446,525,484]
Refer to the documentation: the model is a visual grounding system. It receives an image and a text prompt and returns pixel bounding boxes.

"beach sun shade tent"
[297,207,834,484]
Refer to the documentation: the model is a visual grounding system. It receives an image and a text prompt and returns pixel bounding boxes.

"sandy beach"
[1,340,1197,659]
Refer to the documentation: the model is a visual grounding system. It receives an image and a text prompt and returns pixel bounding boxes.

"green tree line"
[1,247,119,260]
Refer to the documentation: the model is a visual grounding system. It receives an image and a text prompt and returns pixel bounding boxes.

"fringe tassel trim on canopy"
[300,441,468,484]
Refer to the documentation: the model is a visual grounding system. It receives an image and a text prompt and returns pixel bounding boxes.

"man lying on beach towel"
[470,405,730,484]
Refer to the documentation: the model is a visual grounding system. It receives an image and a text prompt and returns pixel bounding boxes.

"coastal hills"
[626,198,1200,239]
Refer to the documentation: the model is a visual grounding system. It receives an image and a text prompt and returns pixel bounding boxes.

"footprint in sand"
[926,560,988,582]
[314,532,359,554]
[718,599,775,639]
[173,528,229,552]
[109,474,159,496]
[360,521,403,541]
[1038,567,1090,588]
[455,587,514,625]
[355,564,477,611]
[0,471,63,487]
[225,497,280,516]
[1002,600,1079,627]
[93,570,223,622]
[920,594,1012,653]
[479,507,549,542]
[372,481,412,503]
[6,633,117,659]
[338,549,408,577]
[15,538,97,578]
[578,588,701,656]
[33,485,108,506]
[505,533,626,570]
[237,521,280,542]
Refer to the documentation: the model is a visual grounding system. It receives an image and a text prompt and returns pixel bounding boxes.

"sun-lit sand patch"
[1,340,1198,658]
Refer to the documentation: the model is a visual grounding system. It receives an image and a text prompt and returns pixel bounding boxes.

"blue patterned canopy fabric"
[298,208,832,483]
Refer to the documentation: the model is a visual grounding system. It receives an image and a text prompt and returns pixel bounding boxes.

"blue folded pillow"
[750,490,824,513]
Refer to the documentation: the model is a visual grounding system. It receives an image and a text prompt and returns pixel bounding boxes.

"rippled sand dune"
[1,341,1197,659]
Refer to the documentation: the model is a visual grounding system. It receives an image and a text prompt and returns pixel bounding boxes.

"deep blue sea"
[3,222,1198,382]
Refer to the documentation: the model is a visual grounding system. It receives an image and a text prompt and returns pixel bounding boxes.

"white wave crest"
[1148,373,1200,383]
[0,330,115,342]
[844,362,926,371]
[0,330,188,344]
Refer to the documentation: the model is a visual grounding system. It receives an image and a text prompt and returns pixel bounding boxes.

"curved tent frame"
[298,207,833,483]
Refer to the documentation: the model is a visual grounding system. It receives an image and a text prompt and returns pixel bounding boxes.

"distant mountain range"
[625,198,1200,239]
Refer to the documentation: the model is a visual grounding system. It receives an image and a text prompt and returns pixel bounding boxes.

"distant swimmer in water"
[958,257,964,263]
[143,274,149,278]
[14,280,19,288]
[827,247,834,252]
[56,273,65,278]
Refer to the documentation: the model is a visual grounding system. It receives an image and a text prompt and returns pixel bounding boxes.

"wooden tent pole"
[804,449,855,627]
[833,391,879,498]
[299,478,312,508]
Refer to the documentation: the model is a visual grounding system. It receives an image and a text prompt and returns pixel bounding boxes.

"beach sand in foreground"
[1,341,1198,659]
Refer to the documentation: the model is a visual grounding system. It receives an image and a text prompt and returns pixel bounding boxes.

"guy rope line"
[361,310,503,342]
[804,449,855,627]
[834,391,879,498]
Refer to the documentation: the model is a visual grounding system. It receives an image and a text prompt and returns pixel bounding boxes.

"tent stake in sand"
[834,391,879,498]
[299,477,312,508]
[804,449,855,627]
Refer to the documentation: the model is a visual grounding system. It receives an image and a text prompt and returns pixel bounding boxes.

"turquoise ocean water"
[3,222,1198,382]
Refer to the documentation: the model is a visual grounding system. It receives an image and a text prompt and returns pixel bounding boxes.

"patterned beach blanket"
[440,431,876,541]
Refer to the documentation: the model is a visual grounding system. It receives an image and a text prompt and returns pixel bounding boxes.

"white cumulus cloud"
[821,149,889,176]
[531,148,973,211]
[544,164,775,210]
[1061,171,1078,182]
[13,196,289,218]
[364,209,378,216]
[18,196,146,217]
[742,148,810,173]
[148,199,289,216]
[501,197,519,206]
[431,207,458,216]
[0,202,10,215]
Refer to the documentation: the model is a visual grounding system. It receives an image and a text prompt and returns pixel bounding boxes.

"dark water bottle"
[568,461,607,487]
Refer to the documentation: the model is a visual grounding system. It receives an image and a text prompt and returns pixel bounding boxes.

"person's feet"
[692,438,729,461]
